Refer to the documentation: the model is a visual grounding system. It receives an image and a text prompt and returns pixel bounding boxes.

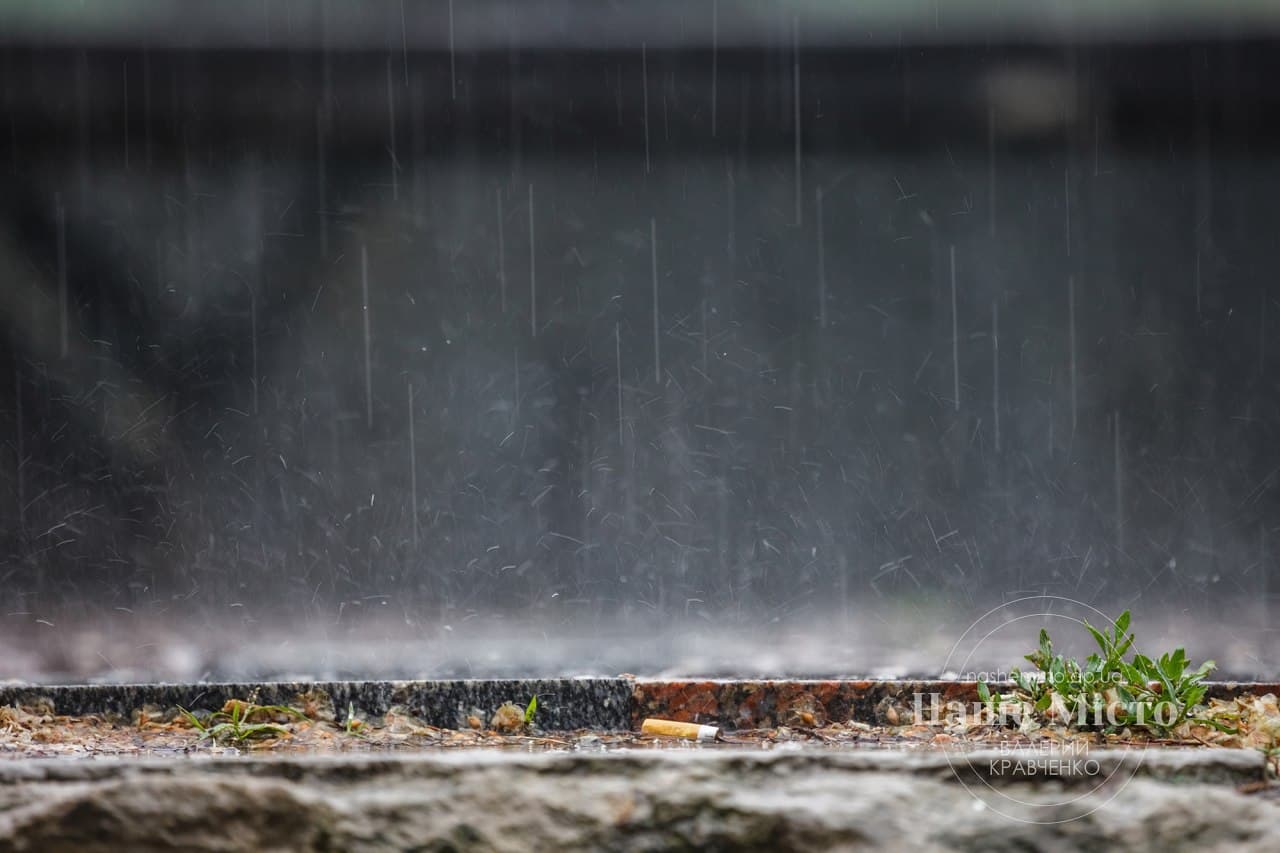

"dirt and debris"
[0,697,972,758]
[0,697,601,758]
[488,701,528,734]
[0,689,1277,792]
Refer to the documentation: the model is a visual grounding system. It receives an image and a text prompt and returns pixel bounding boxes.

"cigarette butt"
[641,718,719,742]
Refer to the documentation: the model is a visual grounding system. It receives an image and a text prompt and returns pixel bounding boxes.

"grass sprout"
[179,700,306,746]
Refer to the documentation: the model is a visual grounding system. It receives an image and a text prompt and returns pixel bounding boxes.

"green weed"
[344,701,365,736]
[179,700,306,746]
[980,610,1228,736]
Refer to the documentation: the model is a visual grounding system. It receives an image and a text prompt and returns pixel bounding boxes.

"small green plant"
[344,701,365,736]
[1260,736,1280,782]
[975,679,1001,714]
[524,695,538,725]
[179,700,305,746]
[1259,722,1280,788]
[980,610,1225,736]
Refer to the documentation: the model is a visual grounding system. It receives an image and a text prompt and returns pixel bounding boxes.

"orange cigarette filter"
[640,718,719,742]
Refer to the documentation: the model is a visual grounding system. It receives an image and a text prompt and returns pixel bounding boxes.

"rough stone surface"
[0,749,1275,852]
[632,679,979,729]
[631,679,1280,729]
[0,679,632,731]
[6,679,1277,733]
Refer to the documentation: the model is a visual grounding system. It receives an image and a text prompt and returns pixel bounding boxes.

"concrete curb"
[2,679,1276,730]
[0,749,1276,851]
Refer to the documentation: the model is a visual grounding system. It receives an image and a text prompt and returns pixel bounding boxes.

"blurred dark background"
[1,1,1278,680]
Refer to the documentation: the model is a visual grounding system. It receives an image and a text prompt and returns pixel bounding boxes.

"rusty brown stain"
[629,680,1280,731]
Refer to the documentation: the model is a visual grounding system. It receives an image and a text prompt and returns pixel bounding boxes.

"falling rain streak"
[710,0,718,136]
[1195,250,1202,316]
[642,43,650,174]
[398,0,410,86]
[386,58,397,201]
[362,244,373,429]
[991,301,999,452]
[792,17,802,227]
[1114,411,1124,555]
[56,193,67,360]
[816,187,827,329]
[1068,274,1077,432]
[950,244,959,411]
[122,60,129,170]
[651,217,660,384]
[1260,289,1268,377]
[616,322,624,444]
[408,382,418,549]
[496,187,506,313]
[528,183,536,336]
[1063,166,1071,256]
[316,106,329,259]
[448,0,456,99]
[12,354,24,534]
[248,280,258,416]
[987,102,997,237]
